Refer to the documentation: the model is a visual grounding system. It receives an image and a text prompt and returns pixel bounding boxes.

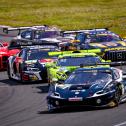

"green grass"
[0,0,126,36]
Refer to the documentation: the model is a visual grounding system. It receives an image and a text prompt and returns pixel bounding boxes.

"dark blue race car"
[47,66,126,111]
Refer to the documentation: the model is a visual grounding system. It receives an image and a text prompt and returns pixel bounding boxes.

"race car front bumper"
[47,92,115,109]
[22,68,48,82]
[21,71,42,82]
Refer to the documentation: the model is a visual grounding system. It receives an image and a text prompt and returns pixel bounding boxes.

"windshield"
[34,31,60,39]
[64,70,112,85]
[21,30,60,39]
[85,34,122,43]
[57,56,101,66]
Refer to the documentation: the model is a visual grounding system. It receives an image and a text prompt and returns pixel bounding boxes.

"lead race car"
[47,66,126,111]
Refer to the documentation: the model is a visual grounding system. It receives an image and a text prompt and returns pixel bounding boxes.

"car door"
[13,50,25,74]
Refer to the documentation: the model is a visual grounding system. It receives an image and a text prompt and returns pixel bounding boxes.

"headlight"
[51,92,60,97]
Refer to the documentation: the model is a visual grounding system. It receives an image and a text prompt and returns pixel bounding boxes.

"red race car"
[0,40,20,70]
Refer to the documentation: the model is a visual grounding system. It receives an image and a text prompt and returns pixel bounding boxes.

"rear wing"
[61,28,110,37]
[2,25,49,35]
[48,49,101,56]
[8,39,59,49]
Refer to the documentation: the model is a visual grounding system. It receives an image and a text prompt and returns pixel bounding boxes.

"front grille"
[103,50,126,61]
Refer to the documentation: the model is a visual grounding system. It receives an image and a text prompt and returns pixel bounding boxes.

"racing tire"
[7,64,13,80]
[113,86,121,107]
[47,103,55,113]
[114,87,121,106]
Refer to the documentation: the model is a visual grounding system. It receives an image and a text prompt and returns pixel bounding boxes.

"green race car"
[46,52,110,84]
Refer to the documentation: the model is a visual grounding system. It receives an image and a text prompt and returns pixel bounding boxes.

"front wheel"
[114,86,121,106]
[47,103,56,113]
[109,86,121,107]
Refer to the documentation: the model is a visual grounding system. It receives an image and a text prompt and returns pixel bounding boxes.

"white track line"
[114,121,126,126]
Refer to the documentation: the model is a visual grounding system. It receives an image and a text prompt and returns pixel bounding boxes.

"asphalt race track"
[0,71,126,126]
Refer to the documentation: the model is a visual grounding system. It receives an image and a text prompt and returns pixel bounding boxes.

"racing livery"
[7,45,59,82]
[73,31,126,61]
[47,66,126,111]
[61,29,126,61]
[46,52,109,84]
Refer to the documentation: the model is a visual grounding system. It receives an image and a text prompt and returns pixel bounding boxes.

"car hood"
[55,79,112,98]
[25,58,55,65]
[57,66,78,73]
[89,41,126,49]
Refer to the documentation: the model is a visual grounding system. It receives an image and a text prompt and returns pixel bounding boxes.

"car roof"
[58,52,98,58]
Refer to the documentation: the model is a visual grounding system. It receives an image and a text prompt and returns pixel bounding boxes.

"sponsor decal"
[25,60,37,64]
[105,47,126,51]
[68,97,83,101]
[103,42,118,47]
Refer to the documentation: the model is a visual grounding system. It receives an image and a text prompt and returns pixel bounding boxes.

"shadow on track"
[0,78,45,86]
[0,79,19,86]
[35,85,49,93]
[38,106,113,114]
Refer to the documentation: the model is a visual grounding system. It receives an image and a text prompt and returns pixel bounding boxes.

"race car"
[3,25,61,40]
[3,25,75,51]
[47,66,126,111]
[66,30,126,62]
[0,41,20,70]
[7,45,59,82]
[46,52,109,84]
